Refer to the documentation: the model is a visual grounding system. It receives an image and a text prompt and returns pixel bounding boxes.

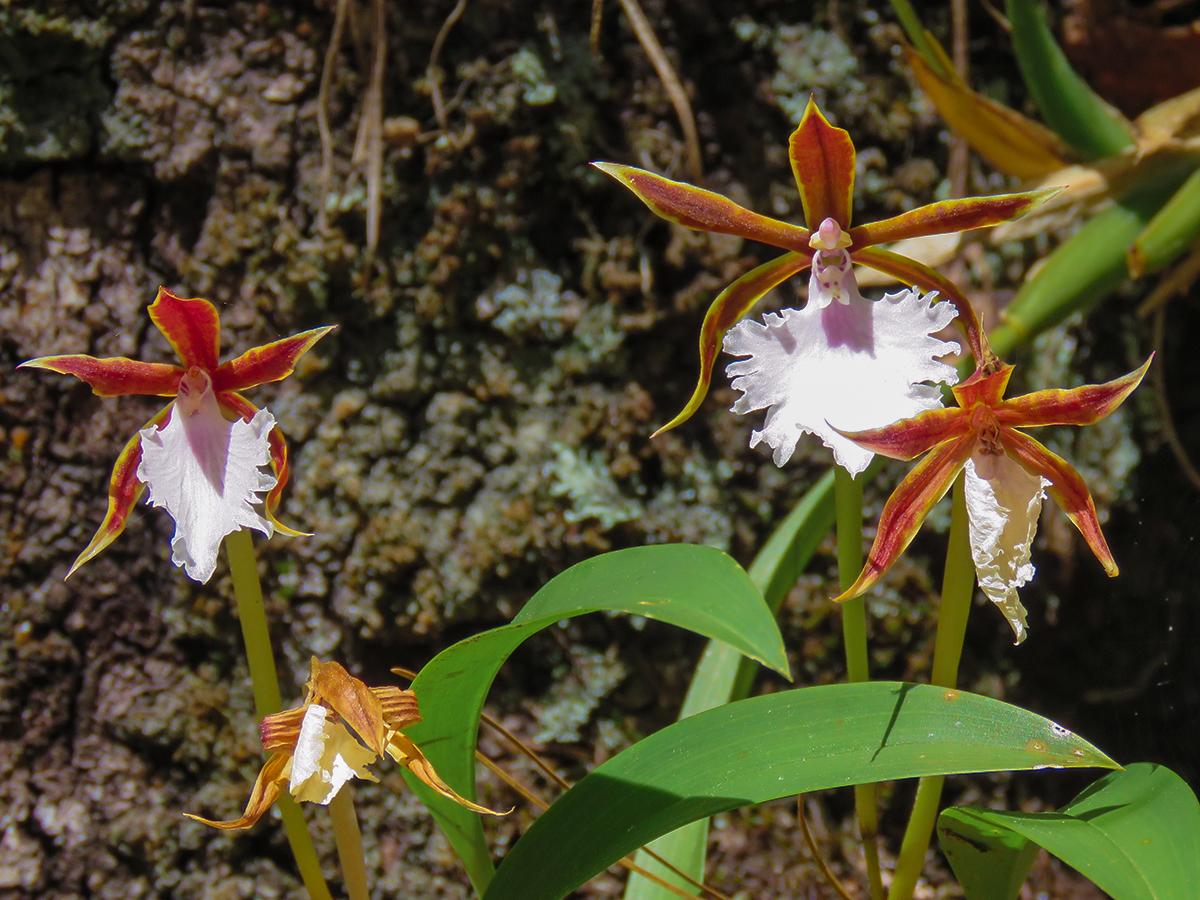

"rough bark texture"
[1,2,1195,898]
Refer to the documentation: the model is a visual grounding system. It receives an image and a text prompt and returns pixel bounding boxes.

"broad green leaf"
[1006,0,1134,161]
[401,544,789,895]
[938,808,1039,900]
[1129,168,1200,277]
[624,469,840,898]
[990,162,1194,359]
[485,682,1117,900]
[940,763,1200,900]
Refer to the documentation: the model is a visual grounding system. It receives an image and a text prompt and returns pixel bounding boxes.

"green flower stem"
[887,479,975,900]
[330,788,370,900]
[834,467,883,900]
[224,530,333,900]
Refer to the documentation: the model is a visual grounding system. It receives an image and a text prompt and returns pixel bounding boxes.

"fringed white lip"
[136,372,277,583]
[288,704,379,806]
[963,453,1050,644]
[724,256,960,476]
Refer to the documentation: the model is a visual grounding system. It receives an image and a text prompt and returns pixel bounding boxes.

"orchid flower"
[19,287,332,583]
[832,353,1152,642]
[186,658,504,830]
[594,96,1052,439]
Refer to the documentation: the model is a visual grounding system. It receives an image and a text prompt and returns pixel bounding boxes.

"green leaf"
[1129,168,1200,278]
[484,682,1117,900]
[624,469,841,898]
[938,808,1039,900]
[401,544,789,895]
[989,161,1195,359]
[1006,0,1134,160]
[939,763,1200,900]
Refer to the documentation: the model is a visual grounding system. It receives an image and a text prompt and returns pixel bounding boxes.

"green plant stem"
[887,0,943,73]
[330,788,371,900]
[224,530,333,900]
[887,480,976,900]
[834,467,883,900]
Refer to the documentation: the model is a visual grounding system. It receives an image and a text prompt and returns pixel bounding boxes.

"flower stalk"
[888,479,976,900]
[224,530,333,900]
[329,788,370,900]
[834,468,883,900]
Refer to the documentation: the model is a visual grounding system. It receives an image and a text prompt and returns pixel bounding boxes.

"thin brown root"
[615,0,703,181]
[947,0,970,198]
[316,0,350,232]
[1136,240,1200,318]
[589,0,605,58]
[798,797,855,900]
[351,0,386,257]
[1151,306,1200,492]
[428,0,470,135]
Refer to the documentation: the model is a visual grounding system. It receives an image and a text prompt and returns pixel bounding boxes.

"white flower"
[963,453,1050,644]
[136,368,277,583]
[724,245,959,476]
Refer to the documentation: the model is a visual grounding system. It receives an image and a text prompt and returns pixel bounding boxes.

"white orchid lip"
[288,704,379,806]
[724,272,960,476]
[136,372,277,583]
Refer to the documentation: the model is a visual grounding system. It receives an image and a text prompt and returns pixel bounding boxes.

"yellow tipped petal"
[184,751,289,831]
[386,731,509,816]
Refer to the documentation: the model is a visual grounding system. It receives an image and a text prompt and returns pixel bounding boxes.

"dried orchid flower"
[187,658,506,830]
[19,287,332,582]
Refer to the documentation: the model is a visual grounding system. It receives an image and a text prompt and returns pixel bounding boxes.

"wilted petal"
[289,705,379,806]
[724,286,959,475]
[305,658,387,756]
[963,453,1050,644]
[386,730,506,816]
[148,287,221,371]
[136,374,276,583]
[18,355,181,397]
[184,751,289,831]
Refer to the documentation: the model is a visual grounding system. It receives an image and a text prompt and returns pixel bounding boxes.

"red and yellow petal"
[788,96,856,228]
[952,364,1015,410]
[996,356,1152,429]
[184,751,289,831]
[854,245,986,363]
[833,407,970,461]
[148,286,222,371]
[591,162,811,251]
[67,404,173,578]
[219,392,309,537]
[653,251,812,438]
[848,189,1056,250]
[999,429,1118,576]
[212,326,336,394]
[19,355,182,398]
[833,433,976,603]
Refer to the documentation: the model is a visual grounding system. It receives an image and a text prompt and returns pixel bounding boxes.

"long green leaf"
[485,682,1117,900]
[939,763,1200,900]
[624,469,840,897]
[401,544,789,895]
[989,161,1194,359]
[1006,0,1133,160]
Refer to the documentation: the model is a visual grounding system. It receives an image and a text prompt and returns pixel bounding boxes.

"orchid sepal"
[66,404,172,579]
[213,326,336,394]
[788,95,856,228]
[848,189,1060,249]
[18,355,182,398]
[590,162,811,251]
[995,355,1152,428]
[833,433,976,603]
[652,251,811,437]
[148,286,222,371]
[830,406,970,461]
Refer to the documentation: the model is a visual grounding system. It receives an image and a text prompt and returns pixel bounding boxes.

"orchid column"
[20,288,337,899]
